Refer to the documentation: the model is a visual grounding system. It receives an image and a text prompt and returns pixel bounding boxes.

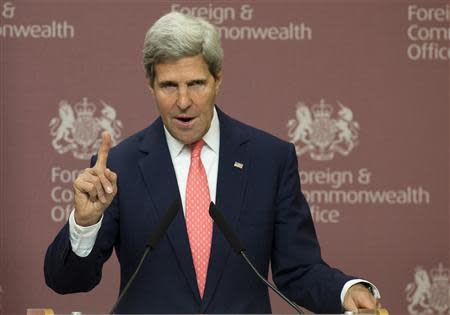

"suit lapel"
[138,118,201,303]
[201,109,250,311]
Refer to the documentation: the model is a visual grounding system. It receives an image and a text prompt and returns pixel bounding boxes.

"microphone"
[110,199,181,314]
[209,202,304,314]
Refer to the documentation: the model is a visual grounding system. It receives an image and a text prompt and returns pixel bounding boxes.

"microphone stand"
[109,199,181,314]
[109,247,151,314]
[240,250,304,314]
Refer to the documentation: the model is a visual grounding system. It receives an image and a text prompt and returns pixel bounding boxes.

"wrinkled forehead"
[153,55,212,82]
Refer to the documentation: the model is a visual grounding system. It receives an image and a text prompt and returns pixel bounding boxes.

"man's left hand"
[343,284,380,313]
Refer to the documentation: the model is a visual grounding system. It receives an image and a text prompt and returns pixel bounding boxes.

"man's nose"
[177,86,192,109]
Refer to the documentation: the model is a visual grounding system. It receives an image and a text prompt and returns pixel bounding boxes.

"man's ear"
[148,84,155,95]
[145,72,155,95]
[215,70,223,93]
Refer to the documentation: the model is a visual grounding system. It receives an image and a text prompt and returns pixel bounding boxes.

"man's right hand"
[73,132,118,226]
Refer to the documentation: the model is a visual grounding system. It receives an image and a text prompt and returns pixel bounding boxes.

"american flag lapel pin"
[233,161,244,169]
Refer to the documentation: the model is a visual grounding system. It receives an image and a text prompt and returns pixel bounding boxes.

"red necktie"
[185,140,212,298]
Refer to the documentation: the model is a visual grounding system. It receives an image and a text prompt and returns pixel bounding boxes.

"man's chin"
[171,131,202,145]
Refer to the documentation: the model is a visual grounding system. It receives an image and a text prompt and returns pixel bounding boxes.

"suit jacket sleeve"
[271,143,353,313]
[44,160,120,294]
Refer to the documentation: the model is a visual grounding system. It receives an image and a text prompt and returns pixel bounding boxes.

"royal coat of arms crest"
[406,263,450,315]
[287,99,359,161]
[49,98,123,160]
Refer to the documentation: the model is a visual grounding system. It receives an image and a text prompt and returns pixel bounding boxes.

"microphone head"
[147,198,181,249]
[209,202,245,253]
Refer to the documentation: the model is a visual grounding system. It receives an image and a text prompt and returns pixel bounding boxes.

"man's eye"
[160,82,177,89]
[189,80,206,87]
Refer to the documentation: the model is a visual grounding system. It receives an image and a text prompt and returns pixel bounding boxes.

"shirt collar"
[164,107,220,158]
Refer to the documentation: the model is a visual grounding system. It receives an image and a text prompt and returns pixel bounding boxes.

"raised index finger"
[95,131,112,170]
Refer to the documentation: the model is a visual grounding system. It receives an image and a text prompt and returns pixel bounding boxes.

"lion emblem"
[287,102,314,155]
[49,100,76,154]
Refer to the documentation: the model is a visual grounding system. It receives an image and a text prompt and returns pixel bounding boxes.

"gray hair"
[143,12,224,86]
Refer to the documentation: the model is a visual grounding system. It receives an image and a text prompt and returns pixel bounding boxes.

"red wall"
[0,1,448,314]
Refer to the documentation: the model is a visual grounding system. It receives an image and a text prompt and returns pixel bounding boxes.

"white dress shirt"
[69,108,220,257]
[165,107,220,213]
[68,107,379,303]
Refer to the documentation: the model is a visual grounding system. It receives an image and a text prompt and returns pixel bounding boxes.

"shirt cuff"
[341,279,381,304]
[68,209,103,257]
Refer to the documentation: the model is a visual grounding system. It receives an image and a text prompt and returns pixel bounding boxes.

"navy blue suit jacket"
[45,108,353,314]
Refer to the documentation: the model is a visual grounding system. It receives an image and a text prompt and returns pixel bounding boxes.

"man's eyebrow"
[187,79,207,85]
[158,80,178,87]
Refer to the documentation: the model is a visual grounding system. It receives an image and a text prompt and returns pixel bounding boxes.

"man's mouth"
[177,117,194,123]
[174,116,196,127]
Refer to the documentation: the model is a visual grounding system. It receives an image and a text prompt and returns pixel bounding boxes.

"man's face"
[149,54,222,145]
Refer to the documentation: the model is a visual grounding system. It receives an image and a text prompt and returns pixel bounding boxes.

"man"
[45,12,380,314]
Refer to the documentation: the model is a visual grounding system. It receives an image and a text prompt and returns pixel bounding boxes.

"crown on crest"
[312,99,333,118]
[74,97,96,116]
[430,263,449,283]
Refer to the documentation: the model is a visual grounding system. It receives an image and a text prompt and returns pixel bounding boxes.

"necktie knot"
[190,139,205,159]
